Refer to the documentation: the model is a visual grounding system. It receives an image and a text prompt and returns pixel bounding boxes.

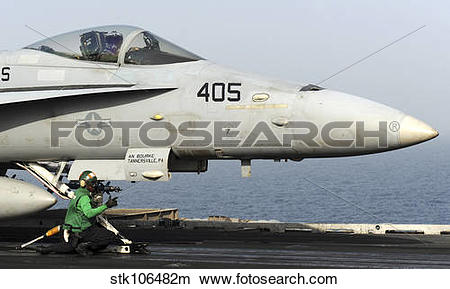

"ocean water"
[28,143,449,224]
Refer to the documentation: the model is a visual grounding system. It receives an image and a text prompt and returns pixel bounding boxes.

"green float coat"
[63,187,107,232]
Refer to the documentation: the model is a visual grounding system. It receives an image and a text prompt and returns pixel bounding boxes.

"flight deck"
[1,209,450,269]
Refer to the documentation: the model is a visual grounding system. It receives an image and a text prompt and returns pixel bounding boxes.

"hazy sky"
[3,0,449,151]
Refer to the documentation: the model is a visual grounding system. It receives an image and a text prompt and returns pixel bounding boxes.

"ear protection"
[80,180,86,187]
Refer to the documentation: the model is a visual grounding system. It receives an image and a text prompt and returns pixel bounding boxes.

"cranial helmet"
[79,170,98,188]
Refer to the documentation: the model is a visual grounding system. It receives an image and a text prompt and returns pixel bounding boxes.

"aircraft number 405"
[1,67,10,82]
[197,82,241,102]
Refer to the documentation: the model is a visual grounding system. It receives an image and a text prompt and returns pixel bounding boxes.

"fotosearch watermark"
[50,119,399,148]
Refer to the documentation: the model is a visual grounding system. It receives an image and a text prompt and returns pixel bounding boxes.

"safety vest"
[63,187,106,232]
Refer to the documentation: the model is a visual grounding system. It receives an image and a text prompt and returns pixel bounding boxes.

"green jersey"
[63,187,107,232]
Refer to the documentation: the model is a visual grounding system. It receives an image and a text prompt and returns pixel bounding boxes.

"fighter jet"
[0,25,438,219]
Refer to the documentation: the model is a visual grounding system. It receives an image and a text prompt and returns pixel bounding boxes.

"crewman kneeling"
[63,170,120,256]
[36,170,120,255]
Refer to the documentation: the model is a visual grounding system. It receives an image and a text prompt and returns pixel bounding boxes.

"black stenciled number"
[197,82,209,102]
[227,83,241,102]
[212,82,225,102]
[197,82,241,102]
[1,67,10,82]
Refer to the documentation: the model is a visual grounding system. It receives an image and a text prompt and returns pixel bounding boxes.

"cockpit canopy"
[24,25,202,65]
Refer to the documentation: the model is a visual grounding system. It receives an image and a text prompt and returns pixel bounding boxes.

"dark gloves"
[105,196,118,208]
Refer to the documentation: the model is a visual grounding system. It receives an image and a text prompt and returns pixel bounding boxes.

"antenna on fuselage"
[316,25,426,86]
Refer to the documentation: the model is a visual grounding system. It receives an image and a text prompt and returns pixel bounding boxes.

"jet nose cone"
[399,115,439,147]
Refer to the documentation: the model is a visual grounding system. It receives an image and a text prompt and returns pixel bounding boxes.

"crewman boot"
[75,242,94,257]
